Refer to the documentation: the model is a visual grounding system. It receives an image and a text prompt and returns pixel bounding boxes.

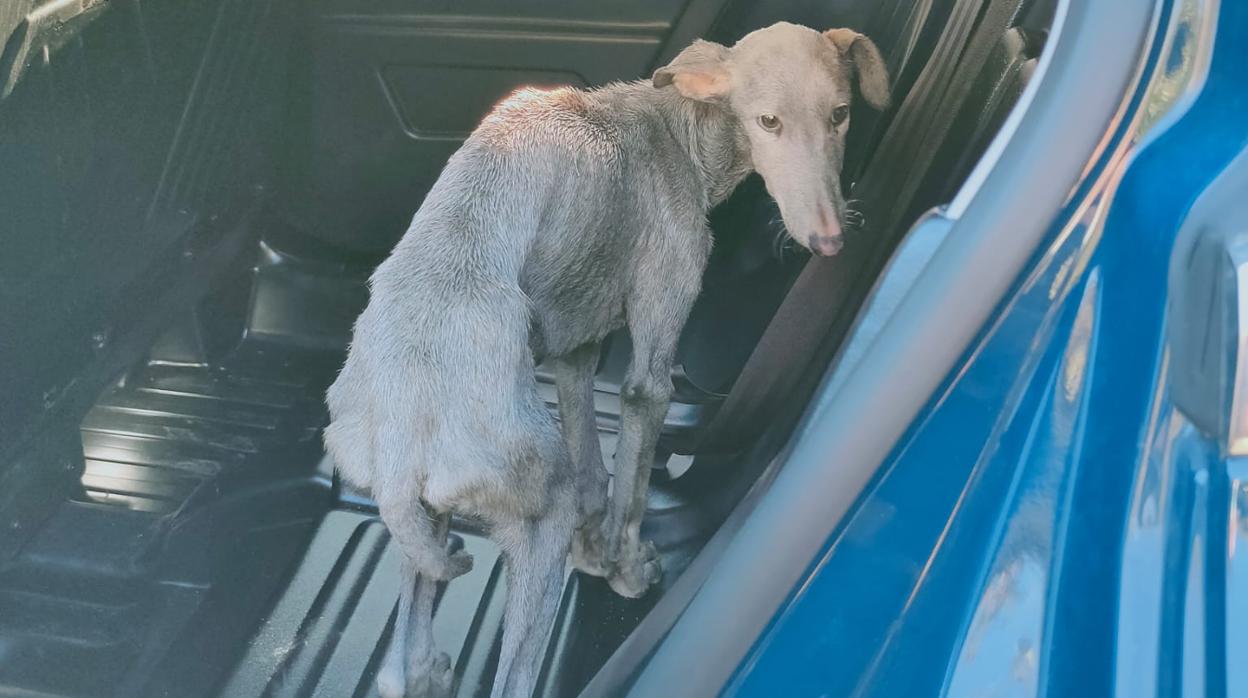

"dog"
[324,21,889,698]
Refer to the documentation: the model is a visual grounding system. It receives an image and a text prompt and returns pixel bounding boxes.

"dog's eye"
[757,113,781,133]
[832,105,850,127]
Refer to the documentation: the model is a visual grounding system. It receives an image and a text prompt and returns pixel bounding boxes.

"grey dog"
[324,21,889,698]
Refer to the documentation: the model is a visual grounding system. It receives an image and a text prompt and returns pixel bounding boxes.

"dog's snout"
[809,207,844,256]
[810,234,844,256]
[818,208,842,238]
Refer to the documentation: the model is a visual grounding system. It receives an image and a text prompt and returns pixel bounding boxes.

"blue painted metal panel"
[728,0,1248,694]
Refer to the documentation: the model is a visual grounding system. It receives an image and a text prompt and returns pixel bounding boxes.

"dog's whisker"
[770,227,785,258]
[785,236,804,262]
[767,216,797,260]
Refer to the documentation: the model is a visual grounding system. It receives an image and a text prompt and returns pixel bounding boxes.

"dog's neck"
[652,88,754,211]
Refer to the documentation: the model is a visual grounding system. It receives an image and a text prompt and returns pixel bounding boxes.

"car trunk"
[0,0,1053,695]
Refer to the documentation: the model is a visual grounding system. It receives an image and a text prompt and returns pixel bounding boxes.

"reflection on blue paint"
[946,270,1100,697]
[730,0,1248,695]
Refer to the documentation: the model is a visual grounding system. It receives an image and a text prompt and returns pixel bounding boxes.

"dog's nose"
[811,208,844,256]
[810,234,844,256]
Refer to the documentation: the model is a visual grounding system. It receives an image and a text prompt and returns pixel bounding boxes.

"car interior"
[0,0,1056,695]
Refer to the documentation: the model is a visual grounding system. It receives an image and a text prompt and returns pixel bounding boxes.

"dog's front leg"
[603,339,673,597]
[603,270,701,598]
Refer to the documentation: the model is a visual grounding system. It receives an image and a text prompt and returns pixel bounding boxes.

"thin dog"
[324,21,890,698]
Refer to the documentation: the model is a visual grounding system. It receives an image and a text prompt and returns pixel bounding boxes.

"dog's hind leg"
[377,558,417,698]
[377,498,471,698]
[491,483,576,698]
[553,341,610,576]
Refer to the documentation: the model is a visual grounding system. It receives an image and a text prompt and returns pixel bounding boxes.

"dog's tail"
[324,347,378,493]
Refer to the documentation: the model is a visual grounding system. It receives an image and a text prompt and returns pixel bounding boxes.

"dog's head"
[654,22,890,257]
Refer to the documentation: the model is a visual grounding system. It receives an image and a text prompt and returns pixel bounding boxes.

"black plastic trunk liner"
[0,335,339,698]
[76,345,334,512]
[0,328,672,697]
[213,511,504,698]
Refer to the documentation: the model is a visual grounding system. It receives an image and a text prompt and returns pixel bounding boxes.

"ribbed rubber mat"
[217,510,503,698]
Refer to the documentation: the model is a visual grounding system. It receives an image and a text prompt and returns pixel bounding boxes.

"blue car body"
[728,0,1248,695]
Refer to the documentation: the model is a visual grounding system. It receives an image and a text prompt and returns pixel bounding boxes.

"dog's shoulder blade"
[473,87,623,168]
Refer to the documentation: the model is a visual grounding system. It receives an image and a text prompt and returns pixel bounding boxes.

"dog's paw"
[427,549,473,582]
[606,540,661,599]
[407,650,455,698]
[377,662,407,698]
[444,549,474,580]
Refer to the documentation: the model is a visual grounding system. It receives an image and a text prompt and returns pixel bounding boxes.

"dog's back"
[324,86,635,517]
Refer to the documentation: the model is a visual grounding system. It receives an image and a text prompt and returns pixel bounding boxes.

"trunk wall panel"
[283,1,688,252]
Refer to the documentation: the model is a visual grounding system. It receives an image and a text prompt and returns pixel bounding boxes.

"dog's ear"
[824,29,890,110]
[652,39,731,102]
